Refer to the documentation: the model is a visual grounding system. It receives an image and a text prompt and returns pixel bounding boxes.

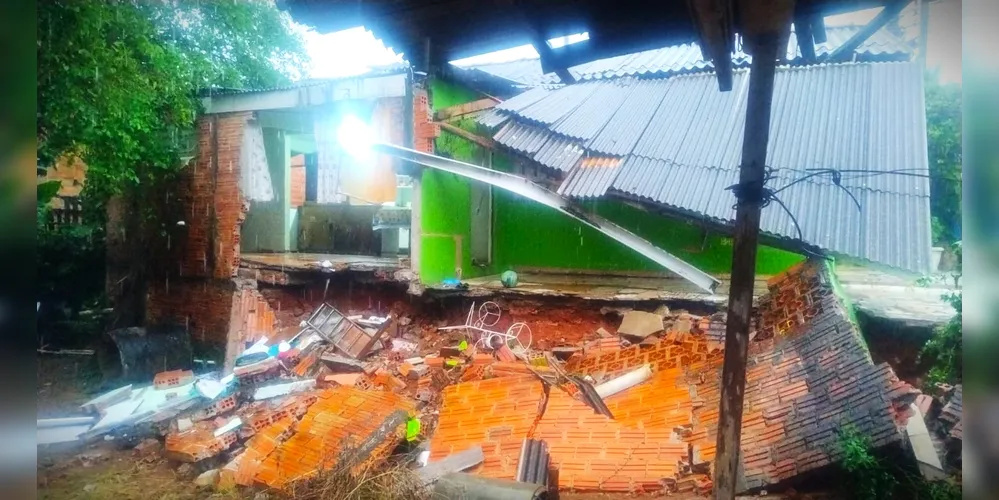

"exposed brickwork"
[429,375,543,479]
[252,387,415,489]
[146,277,237,346]
[413,89,438,153]
[230,287,278,346]
[165,421,240,462]
[175,113,250,280]
[432,260,910,494]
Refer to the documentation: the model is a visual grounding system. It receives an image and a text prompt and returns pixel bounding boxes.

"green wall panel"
[419,78,803,284]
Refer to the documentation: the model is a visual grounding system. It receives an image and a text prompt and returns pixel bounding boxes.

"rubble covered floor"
[241,253,407,274]
[39,260,955,498]
[433,270,770,304]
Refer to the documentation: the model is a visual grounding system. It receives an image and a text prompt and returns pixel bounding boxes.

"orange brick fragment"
[153,369,194,389]
[323,373,361,386]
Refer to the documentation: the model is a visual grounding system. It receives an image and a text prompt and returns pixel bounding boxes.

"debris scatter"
[37,261,957,496]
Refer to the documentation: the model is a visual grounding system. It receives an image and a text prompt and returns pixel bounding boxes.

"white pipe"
[370,143,721,294]
[37,416,97,428]
[594,364,653,399]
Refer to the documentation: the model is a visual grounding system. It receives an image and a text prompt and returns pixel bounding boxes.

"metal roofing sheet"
[494,122,550,155]
[573,43,711,82]
[586,79,672,156]
[495,86,552,113]
[550,80,635,140]
[556,157,622,198]
[457,26,911,88]
[199,63,410,96]
[533,137,584,172]
[518,82,600,124]
[490,61,931,273]
[477,108,510,128]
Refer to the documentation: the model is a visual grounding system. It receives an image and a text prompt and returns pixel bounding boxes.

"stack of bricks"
[424,260,909,495]
[566,337,720,381]
[231,288,277,348]
[413,89,438,153]
[218,416,298,489]
[238,393,318,439]
[153,370,195,390]
[429,375,544,479]
[190,394,238,422]
[756,260,828,340]
[165,422,241,462]
[252,386,416,489]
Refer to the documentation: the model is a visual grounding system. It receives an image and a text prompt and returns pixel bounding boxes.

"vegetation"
[924,71,962,245]
[36,0,308,320]
[919,241,962,387]
[37,0,307,204]
[837,425,961,500]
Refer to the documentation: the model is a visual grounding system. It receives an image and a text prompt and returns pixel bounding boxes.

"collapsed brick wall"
[146,278,236,347]
[230,287,278,347]
[142,112,251,355]
[176,112,250,280]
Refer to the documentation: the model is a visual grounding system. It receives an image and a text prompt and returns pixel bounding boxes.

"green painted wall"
[419,78,804,284]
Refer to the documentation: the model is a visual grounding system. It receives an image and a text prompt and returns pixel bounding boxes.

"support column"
[713,33,781,500]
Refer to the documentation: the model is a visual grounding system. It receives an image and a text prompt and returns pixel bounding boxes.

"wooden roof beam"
[824,0,910,62]
[687,0,736,91]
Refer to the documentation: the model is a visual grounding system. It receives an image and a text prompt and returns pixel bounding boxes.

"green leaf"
[37,181,62,205]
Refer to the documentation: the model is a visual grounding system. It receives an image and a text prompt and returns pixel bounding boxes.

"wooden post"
[712,32,780,500]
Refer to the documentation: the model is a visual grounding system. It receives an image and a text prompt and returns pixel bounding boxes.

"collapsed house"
[428,260,920,493]
[77,14,960,498]
[45,259,960,496]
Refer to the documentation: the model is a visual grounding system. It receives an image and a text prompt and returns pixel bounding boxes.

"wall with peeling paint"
[421,78,804,285]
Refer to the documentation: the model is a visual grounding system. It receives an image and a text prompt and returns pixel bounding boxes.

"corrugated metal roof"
[586,79,672,155]
[487,61,932,273]
[556,157,622,198]
[198,63,410,96]
[533,137,584,172]
[493,122,551,155]
[519,83,600,124]
[478,109,510,128]
[550,80,636,140]
[458,26,912,88]
[495,86,552,113]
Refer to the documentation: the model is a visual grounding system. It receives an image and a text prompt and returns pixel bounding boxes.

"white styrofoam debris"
[252,379,316,401]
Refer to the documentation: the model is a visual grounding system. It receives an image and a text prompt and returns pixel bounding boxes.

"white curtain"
[239,120,274,202]
[314,113,346,204]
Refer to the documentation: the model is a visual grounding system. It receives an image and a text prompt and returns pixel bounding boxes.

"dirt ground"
[37,356,217,500]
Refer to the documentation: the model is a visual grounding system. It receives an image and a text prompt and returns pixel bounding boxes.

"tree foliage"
[37,0,308,204]
[837,424,961,500]
[920,241,962,386]
[924,71,962,244]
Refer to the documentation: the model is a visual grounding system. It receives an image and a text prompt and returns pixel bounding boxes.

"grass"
[37,446,223,500]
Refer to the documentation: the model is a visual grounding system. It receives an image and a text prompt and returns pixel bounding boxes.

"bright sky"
[301,1,960,84]
[302,26,404,80]
[826,1,961,84]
